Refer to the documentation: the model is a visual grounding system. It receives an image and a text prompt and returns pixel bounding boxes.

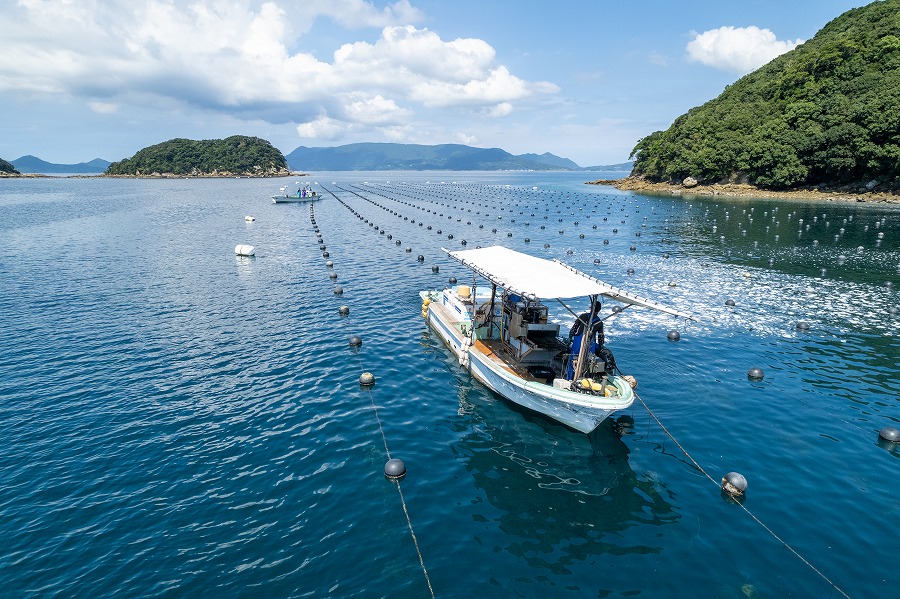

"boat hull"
[423,291,633,433]
[271,194,320,203]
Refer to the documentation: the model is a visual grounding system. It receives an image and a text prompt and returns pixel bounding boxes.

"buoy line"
[633,392,852,599]
[308,199,435,599]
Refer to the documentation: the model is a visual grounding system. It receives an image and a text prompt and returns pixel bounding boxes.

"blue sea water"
[0,172,898,598]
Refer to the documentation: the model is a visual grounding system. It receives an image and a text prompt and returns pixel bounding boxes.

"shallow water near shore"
[1,171,898,597]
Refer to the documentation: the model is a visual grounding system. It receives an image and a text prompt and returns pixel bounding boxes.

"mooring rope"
[311,198,435,599]
[633,391,851,599]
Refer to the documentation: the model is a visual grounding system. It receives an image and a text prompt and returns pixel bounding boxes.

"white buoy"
[235,244,255,256]
[244,215,255,222]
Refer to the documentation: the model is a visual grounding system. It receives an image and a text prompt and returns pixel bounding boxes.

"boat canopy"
[444,245,695,320]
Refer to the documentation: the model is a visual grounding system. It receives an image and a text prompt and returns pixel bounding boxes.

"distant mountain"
[12,155,111,174]
[285,143,584,171]
[580,161,634,171]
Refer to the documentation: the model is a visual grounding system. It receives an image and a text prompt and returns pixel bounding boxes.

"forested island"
[622,0,900,197]
[105,135,290,177]
[0,158,21,176]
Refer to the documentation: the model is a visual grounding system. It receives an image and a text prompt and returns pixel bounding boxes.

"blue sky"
[0,0,870,166]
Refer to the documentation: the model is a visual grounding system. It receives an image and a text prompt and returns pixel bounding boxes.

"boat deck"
[472,339,547,382]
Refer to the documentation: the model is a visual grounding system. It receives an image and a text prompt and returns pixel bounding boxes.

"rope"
[633,391,852,599]
[310,199,436,599]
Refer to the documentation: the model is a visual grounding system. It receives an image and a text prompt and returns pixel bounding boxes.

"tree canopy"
[0,158,20,174]
[630,0,900,190]
[106,136,288,176]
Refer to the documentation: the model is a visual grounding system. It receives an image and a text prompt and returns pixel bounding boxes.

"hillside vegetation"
[631,0,900,190]
[106,136,289,176]
[1,157,20,175]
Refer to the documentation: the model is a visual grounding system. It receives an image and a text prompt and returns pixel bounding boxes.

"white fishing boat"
[420,245,694,433]
[272,184,320,203]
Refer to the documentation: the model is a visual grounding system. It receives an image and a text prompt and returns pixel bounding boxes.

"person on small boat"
[566,300,616,380]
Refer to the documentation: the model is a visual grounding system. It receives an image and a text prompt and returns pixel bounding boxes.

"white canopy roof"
[444,245,694,320]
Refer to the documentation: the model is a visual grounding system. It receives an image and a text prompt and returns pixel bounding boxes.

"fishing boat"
[420,245,694,433]
[271,185,320,203]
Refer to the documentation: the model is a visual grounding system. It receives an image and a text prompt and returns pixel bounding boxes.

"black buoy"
[667,330,681,342]
[338,305,350,315]
[349,335,362,347]
[721,472,747,497]
[878,427,900,443]
[725,299,736,307]
[449,277,457,284]
[796,321,810,330]
[747,367,764,380]
[417,255,425,262]
[626,268,635,275]
[322,251,330,258]
[359,372,375,386]
[384,458,406,480]
[432,265,439,273]
[333,286,343,295]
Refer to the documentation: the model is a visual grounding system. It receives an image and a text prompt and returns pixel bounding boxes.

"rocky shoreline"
[589,176,900,206]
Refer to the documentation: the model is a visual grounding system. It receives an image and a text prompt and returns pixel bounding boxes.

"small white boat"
[420,246,694,433]
[272,191,320,203]
[272,184,320,203]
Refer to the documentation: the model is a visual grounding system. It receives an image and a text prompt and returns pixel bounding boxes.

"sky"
[0,0,873,166]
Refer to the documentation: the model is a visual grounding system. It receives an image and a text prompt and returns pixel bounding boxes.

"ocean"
[0,172,897,597]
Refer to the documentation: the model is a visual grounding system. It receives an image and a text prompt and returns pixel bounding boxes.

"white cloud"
[88,101,118,114]
[687,26,803,74]
[296,115,348,139]
[0,2,556,143]
[340,93,411,124]
[454,132,478,145]
[485,102,513,117]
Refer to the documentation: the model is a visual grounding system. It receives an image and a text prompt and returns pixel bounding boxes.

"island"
[597,0,900,205]
[0,157,21,177]
[104,135,291,177]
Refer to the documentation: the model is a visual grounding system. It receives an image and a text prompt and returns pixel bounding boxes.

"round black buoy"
[384,458,406,480]
[879,426,900,443]
[349,335,362,347]
[417,254,425,262]
[338,305,350,315]
[667,330,681,342]
[432,265,439,273]
[747,367,764,380]
[725,299,736,307]
[626,268,635,275]
[721,472,748,497]
[449,277,457,284]
[359,372,375,386]
[796,321,810,331]
[333,286,343,295]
